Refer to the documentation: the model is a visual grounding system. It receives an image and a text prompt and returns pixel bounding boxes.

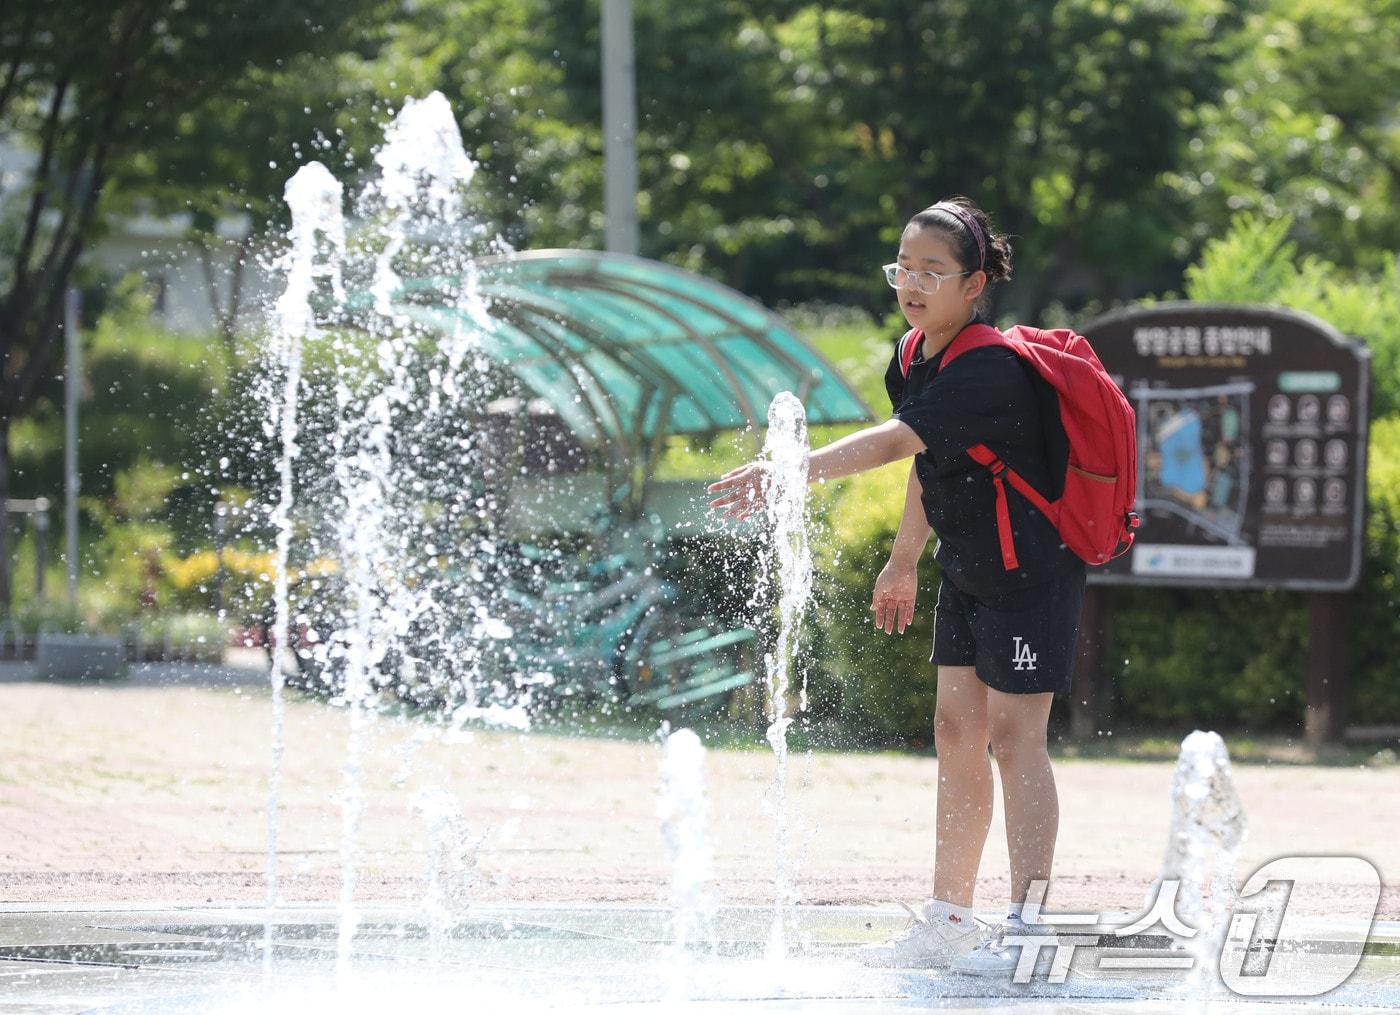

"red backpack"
[898,323,1140,569]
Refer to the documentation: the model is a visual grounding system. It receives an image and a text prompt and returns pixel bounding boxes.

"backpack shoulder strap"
[936,323,1009,373]
[897,329,922,378]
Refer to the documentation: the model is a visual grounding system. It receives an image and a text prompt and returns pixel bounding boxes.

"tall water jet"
[333,89,504,717]
[264,161,345,970]
[330,371,397,981]
[325,91,482,979]
[756,391,814,959]
[1153,729,1248,997]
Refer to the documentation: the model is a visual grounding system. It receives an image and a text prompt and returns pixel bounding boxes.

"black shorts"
[930,570,1086,695]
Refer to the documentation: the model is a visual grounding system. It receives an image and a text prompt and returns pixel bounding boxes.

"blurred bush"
[1351,416,1400,722]
[7,597,90,636]
[1110,417,1399,730]
[126,611,227,663]
[802,460,945,745]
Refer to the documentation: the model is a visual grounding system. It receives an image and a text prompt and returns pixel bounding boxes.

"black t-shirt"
[886,323,1084,596]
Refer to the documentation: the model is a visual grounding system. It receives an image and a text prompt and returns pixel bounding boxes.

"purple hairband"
[932,202,986,272]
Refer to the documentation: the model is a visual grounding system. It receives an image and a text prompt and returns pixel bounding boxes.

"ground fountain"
[3,91,1398,1013]
[247,88,844,994]
[251,88,830,997]
[411,786,478,965]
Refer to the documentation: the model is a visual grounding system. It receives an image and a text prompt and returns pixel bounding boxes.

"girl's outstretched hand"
[871,558,918,634]
[706,461,770,521]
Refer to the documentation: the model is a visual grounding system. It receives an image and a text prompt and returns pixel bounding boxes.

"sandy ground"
[0,667,1395,923]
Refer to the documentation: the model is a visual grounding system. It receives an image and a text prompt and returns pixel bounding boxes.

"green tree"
[1183,212,1400,415]
[413,1,1241,317]
[107,57,392,358]
[1168,0,1400,266]
[0,0,393,611]
[363,0,807,270]
[757,0,1247,316]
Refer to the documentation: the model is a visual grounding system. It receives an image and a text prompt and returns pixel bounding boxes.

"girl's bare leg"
[986,686,1058,908]
[931,665,993,907]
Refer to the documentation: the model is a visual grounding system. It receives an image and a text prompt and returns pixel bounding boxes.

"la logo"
[1012,637,1038,671]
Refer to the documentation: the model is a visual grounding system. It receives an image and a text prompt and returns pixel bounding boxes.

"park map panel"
[1081,304,1369,591]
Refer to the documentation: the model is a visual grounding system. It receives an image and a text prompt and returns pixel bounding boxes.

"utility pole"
[601,0,639,255]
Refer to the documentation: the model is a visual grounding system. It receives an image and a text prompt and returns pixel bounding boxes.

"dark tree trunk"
[198,231,254,370]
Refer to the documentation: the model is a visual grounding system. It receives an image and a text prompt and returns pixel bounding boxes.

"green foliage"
[1168,0,1400,269]
[1181,214,1301,304]
[8,596,90,636]
[6,291,268,630]
[11,0,1397,347]
[798,458,936,744]
[0,0,397,391]
[1111,586,1307,729]
[799,306,892,413]
[1351,416,1400,721]
[353,0,1236,319]
[10,282,228,508]
[1184,213,1400,417]
[325,0,1392,328]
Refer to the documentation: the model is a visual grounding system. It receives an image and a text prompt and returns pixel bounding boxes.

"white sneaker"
[855,900,984,968]
[951,918,1062,978]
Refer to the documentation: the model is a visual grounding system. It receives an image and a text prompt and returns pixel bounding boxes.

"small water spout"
[1153,729,1248,998]
[659,727,716,968]
[413,788,479,964]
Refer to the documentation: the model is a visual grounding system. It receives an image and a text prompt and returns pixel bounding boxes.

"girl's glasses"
[882,263,970,295]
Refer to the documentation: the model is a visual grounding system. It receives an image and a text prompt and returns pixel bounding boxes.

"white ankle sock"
[925,898,976,929]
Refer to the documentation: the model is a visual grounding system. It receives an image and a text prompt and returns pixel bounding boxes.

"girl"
[708,196,1084,978]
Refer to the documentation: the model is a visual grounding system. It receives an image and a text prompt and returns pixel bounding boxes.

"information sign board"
[1082,303,1370,590]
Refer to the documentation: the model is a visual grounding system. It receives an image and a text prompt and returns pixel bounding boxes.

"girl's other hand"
[871,559,918,634]
[706,461,770,521]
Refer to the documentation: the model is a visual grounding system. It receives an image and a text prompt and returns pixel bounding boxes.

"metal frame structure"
[393,249,873,515]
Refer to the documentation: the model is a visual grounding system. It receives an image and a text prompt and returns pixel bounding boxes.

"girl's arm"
[707,419,925,520]
[888,461,933,567]
[808,419,926,484]
[872,462,932,635]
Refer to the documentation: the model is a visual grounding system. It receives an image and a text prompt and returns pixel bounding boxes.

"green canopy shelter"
[400,250,873,514]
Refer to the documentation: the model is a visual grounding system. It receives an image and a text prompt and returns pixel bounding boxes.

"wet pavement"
[2,903,1397,1013]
